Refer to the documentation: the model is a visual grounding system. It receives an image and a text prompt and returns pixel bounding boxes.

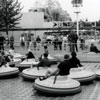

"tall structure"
[29,0,71,22]
[71,0,83,35]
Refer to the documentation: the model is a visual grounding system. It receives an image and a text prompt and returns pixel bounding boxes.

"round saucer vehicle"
[6,50,26,60]
[0,64,19,78]
[68,67,96,83]
[33,76,81,95]
[42,55,58,65]
[21,67,57,81]
[95,70,100,79]
[9,58,22,67]
[15,59,39,71]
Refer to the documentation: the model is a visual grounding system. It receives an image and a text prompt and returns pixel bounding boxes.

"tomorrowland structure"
[29,0,71,22]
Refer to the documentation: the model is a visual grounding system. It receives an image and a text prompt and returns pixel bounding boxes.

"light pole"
[71,0,83,35]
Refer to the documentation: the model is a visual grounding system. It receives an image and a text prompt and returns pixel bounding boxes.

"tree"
[0,0,22,35]
[51,9,60,21]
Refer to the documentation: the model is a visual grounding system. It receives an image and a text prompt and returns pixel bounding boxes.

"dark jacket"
[69,57,82,68]
[57,60,71,75]
[26,52,35,59]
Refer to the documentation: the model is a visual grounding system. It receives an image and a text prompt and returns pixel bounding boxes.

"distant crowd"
[0,31,100,54]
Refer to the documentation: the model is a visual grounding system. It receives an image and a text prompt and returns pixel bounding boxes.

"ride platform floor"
[0,63,100,100]
[2,46,100,100]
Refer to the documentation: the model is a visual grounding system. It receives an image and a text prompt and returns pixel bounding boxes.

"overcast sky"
[19,0,100,22]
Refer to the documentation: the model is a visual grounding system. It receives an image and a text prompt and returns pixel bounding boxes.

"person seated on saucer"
[37,53,51,69]
[0,51,7,67]
[1,50,11,62]
[39,54,71,80]
[90,43,100,53]
[26,49,35,59]
[69,52,83,68]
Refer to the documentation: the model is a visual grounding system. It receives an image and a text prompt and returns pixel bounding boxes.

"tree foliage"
[0,0,22,34]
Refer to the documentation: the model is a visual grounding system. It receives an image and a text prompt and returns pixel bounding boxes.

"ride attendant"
[5,35,9,46]
[20,34,25,48]
[58,35,63,50]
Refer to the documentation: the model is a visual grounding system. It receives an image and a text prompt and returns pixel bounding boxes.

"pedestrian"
[79,34,85,50]
[20,34,25,48]
[58,35,63,50]
[36,35,41,51]
[10,35,14,50]
[0,34,5,52]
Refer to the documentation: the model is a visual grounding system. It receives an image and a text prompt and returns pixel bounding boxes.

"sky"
[19,0,100,22]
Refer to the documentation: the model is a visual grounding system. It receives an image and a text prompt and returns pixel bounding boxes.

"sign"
[72,0,83,7]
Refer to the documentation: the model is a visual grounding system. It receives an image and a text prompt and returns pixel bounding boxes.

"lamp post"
[71,0,83,35]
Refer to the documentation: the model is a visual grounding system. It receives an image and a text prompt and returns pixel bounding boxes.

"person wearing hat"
[39,54,71,80]
[69,52,82,68]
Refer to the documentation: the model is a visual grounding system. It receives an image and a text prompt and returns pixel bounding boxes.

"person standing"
[36,35,41,51]
[31,34,36,50]
[10,35,14,50]
[20,34,25,48]
[58,35,63,50]
[27,33,32,49]
[73,32,78,52]
[5,35,9,46]
[68,31,78,52]
[79,34,85,50]
[0,34,5,51]
[62,35,68,51]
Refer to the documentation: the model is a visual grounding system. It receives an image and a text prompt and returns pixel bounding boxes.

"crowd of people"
[0,31,100,54]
